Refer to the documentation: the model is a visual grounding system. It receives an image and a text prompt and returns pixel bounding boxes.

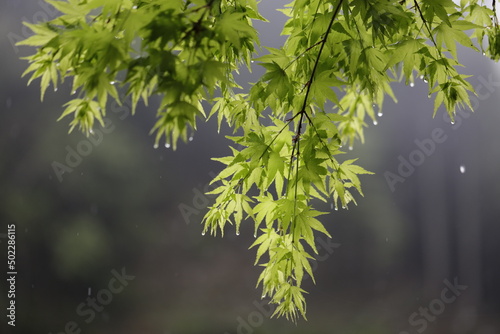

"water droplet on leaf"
[373,120,378,125]
[154,144,159,149]
[189,136,193,142]
[165,143,171,148]
[410,82,415,87]
[349,146,353,151]
[377,112,383,117]
[54,87,58,92]
[202,232,205,236]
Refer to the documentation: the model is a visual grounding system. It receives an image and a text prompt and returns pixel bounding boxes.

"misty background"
[1,1,499,333]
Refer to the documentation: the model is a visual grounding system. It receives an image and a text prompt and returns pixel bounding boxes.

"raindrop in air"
[88,287,91,296]
[373,120,378,125]
[154,143,159,149]
[330,203,334,209]
[386,237,389,242]
[460,165,466,174]
[483,52,486,56]
[76,232,79,236]
[165,143,171,148]
[410,82,415,87]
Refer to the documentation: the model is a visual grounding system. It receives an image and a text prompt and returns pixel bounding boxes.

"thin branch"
[300,0,344,113]
[283,39,324,72]
[291,114,302,236]
[302,109,340,169]
[256,113,300,162]
[413,0,451,72]
[285,0,344,196]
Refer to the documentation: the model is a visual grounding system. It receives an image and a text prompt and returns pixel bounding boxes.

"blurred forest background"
[1,1,500,333]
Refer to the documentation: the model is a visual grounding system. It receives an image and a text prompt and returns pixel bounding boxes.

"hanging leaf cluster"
[18,0,499,321]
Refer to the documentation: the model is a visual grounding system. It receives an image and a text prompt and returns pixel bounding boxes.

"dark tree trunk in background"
[418,153,451,298]
[453,160,482,333]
